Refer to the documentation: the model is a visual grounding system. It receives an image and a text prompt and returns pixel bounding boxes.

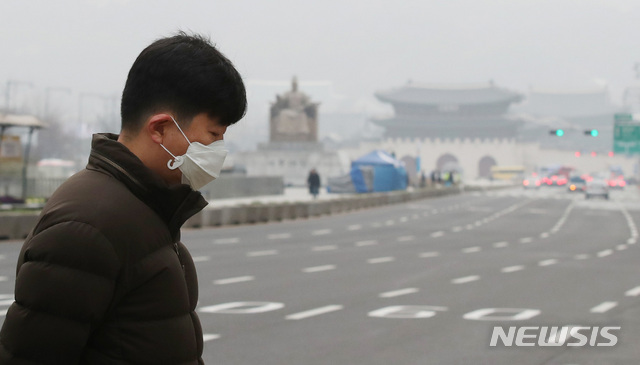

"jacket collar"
[87,133,208,239]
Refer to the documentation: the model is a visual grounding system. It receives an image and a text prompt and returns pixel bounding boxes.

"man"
[0,32,246,364]
[307,168,320,199]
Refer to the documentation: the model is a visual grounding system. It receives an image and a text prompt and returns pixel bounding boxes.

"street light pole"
[3,80,34,113]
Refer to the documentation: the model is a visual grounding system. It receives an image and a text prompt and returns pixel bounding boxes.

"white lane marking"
[214,276,255,285]
[303,265,336,273]
[493,241,509,248]
[268,233,291,240]
[192,256,210,263]
[399,216,409,223]
[312,245,338,252]
[462,246,481,254]
[466,224,474,230]
[452,275,480,284]
[371,222,382,228]
[411,214,420,220]
[379,288,419,298]
[625,286,640,297]
[451,226,463,232]
[574,254,590,260]
[550,201,575,233]
[368,257,395,264]
[286,305,343,320]
[430,231,445,238]
[355,240,378,247]
[348,224,362,231]
[597,249,613,258]
[538,259,558,267]
[385,220,396,226]
[214,238,239,245]
[312,229,332,236]
[247,250,278,257]
[616,244,628,251]
[419,251,440,258]
[397,235,415,242]
[590,301,618,313]
[519,237,533,244]
[540,232,550,239]
[628,238,637,245]
[501,265,525,273]
[431,209,438,214]
[203,334,221,342]
[475,221,482,227]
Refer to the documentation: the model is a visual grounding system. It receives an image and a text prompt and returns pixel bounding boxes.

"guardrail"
[1,184,514,240]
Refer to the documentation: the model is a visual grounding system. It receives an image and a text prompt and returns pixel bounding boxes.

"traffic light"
[584,129,599,137]
[550,129,564,137]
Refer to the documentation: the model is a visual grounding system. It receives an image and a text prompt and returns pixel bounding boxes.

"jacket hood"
[87,133,208,238]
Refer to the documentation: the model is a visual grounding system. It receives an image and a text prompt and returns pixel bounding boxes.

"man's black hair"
[120,31,247,132]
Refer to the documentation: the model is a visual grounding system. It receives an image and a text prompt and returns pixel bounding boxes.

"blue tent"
[350,150,408,193]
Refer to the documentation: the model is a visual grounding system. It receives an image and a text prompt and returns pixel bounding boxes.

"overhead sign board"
[614,113,640,154]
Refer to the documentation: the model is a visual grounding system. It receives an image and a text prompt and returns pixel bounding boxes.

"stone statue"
[270,76,319,142]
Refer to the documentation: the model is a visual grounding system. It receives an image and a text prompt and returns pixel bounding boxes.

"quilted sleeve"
[0,221,121,364]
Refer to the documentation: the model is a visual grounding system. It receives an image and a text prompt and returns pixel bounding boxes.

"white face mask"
[160,116,228,190]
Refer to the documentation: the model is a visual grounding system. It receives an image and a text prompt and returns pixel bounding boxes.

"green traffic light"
[556,129,564,137]
[590,129,598,137]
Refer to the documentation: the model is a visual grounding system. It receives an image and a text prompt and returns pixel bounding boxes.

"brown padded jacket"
[0,133,208,364]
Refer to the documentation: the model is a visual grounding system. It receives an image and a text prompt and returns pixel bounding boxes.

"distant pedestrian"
[308,168,321,199]
[420,171,427,188]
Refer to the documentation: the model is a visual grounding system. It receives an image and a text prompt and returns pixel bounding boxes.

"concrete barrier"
[1,185,483,240]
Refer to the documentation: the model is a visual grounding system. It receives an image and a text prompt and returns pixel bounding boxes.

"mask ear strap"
[160,144,184,170]
[170,115,192,144]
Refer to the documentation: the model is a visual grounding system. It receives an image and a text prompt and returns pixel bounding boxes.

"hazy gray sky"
[2,0,640,117]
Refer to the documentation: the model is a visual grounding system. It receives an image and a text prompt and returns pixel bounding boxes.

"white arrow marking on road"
[625,286,640,297]
[493,241,509,248]
[519,237,533,244]
[379,288,419,298]
[303,265,336,273]
[501,265,525,273]
[368,257,395,264]
[312,229,332,236]
[590,301,617,313]
[192,256,210,262]
[286,305,343,320]
[452,275,480,284]
[203,334,220,342]
[214,276,255,285]
[312,245,338,252]
[268,233,291,240]
[462,246,481,254]
[355,240,378,247]
[538,259,558,267]
[247,250,278,257]
[347,224,362,231]
[430,231,445,238]
[397,236,415,242]
[597,250,613,258]
[419,251,440,258]
[213,238,239,244]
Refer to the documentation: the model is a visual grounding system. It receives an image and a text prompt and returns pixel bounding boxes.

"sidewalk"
[208,187,356,207]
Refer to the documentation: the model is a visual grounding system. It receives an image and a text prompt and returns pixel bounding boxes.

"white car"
[585,180,609,200]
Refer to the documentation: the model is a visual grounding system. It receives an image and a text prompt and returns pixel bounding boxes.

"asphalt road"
[1,186,639,364]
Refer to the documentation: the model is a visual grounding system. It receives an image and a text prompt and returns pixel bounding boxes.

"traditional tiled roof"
[375,82,523,106]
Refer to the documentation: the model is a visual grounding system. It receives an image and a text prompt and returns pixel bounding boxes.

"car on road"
[567,176,586,193]
[522,174,541,189]
[607,176,626,190]
[585,179,609,200]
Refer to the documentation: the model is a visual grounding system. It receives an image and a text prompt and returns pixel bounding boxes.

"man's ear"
[147,113,173,145]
